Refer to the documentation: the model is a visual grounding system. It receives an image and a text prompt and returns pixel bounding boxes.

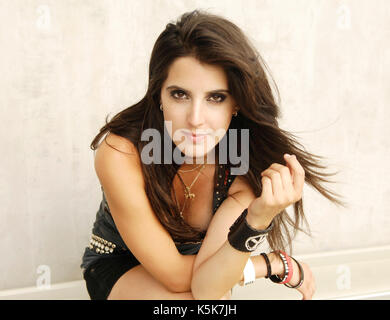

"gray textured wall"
[1,0,388,291]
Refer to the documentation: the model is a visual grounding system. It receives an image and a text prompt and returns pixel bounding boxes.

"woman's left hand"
[288,259,316,300]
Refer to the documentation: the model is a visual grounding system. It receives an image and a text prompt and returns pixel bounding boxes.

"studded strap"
[212,163,236,214]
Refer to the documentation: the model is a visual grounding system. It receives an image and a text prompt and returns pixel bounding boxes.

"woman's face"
[160,56,238,164]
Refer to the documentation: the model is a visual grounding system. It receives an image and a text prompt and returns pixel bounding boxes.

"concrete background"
[0,0,389,291]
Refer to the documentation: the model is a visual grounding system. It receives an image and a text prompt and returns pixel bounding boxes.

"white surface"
[1,245,389,300]
[232,245,390,300]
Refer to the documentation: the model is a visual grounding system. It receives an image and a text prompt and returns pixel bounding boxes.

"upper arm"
[192,175,257,274]
[94,133,184,292]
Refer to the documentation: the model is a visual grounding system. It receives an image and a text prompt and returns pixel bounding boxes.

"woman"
[80,10,345,300]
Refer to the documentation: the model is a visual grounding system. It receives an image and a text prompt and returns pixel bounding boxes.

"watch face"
[245,234,267,251]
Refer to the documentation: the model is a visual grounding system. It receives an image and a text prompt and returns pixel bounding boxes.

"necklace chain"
[178,163,204,172]
[174,163,206,218]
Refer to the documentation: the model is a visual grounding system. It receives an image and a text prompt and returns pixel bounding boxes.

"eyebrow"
[166,85,230,95]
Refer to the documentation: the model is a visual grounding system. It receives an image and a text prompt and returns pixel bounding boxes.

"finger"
[261,168,283,199]
[269,163,294,196]
[284,154,305,194]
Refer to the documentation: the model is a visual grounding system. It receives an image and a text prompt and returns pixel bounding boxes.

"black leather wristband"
[228,208,273,252]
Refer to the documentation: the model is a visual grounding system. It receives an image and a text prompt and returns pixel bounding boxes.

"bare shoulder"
[100,132,138,155]
[94,132,143,188]
[95,132,140,167]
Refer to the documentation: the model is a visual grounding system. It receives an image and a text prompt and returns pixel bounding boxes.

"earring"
[160,104,163,111]
[233,109,239,117]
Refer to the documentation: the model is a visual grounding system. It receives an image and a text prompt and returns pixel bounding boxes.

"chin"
[178,143,217,164]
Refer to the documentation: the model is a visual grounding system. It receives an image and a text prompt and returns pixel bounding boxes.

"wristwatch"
[228,208,273,252]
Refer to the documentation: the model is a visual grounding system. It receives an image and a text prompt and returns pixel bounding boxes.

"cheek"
[163,108,183,125]
[161,111,180,137]
[209,118,232,142]
[212,112,232,130]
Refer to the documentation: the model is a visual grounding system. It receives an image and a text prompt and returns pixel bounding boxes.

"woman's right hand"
[247,154,305,228]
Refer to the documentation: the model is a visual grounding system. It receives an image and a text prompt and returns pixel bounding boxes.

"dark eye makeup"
[170,90,227,103]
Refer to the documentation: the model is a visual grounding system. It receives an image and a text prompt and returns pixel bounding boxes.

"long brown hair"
[90,9,347,254]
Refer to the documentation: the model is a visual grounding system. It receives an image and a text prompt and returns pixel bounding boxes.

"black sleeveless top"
[80,162,237,271]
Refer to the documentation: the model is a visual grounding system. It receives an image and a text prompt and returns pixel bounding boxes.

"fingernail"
[285,153,291,158]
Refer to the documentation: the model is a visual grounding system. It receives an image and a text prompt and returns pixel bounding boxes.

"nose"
[187,102,206,128]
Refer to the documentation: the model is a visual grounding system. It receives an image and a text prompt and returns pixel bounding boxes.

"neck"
[179,151,219,172]
[179,162,212,172]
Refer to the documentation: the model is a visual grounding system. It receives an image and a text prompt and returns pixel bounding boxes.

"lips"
[191,133,207,138]
[183,131,208,143]
[184,131,208,138]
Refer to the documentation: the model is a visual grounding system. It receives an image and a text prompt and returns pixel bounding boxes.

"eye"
[170,90,188,100]
[209,94,226,103]
[169,90,227,104]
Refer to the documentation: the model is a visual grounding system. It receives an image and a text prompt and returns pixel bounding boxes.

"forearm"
[238,252,284,284]
[172,254,197,292]
[191,208,277,299]
[190,246,284,299]
[191,240,251,299]
[171,212,265,293]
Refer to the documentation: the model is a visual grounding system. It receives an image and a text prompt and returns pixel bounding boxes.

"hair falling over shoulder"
[90,9,347,254]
